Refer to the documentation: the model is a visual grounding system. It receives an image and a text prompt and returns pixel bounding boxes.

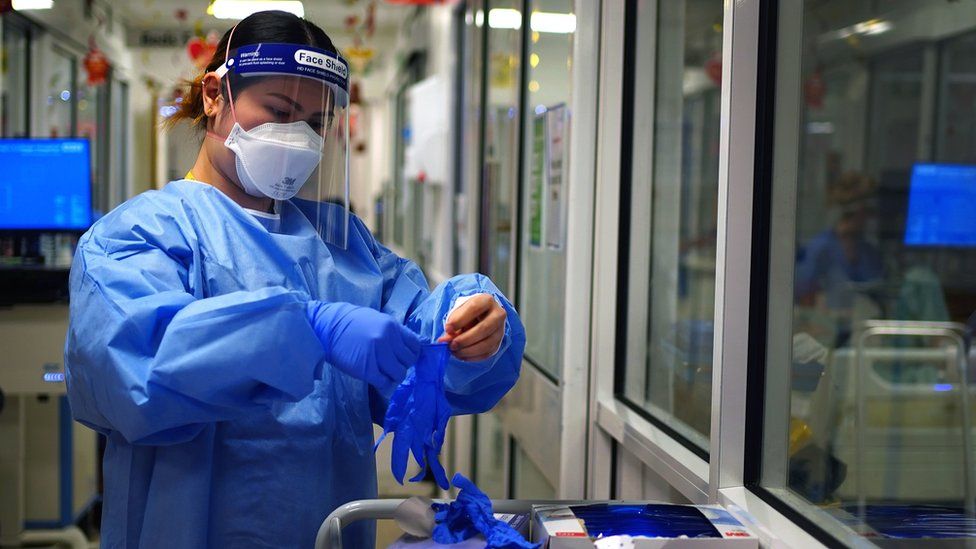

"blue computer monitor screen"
[904,163,976,247]
[0,138,92,230]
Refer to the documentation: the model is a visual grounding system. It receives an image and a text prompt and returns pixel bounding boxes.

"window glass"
[393,87,409,248]
[480,0,522,294]
[517,0,574,379]
[457,2,486,272]
[512,442,556,499]
[764,1,976,541]
[78,78,108,217]
[112,80,129,207]
[938,32,976,164]
[618,0,724,451]
[1,18,29,137]
[474,412,508,499]
[41,45,75,138]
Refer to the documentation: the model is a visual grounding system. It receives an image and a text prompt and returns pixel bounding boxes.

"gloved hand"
[306,300,422,394]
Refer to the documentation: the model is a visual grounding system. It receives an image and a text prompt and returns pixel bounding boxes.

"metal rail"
[314,498,567,549]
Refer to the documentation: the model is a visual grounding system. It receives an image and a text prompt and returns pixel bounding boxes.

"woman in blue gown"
[63,10,524,548]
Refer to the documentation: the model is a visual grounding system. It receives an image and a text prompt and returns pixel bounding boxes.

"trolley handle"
[314,498,564,549]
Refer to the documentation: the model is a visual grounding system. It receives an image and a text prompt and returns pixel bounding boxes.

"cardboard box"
[531,503,758,548]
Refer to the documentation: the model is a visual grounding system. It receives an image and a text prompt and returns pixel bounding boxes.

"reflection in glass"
[474,412,507,499]
[44,47,75,139]
[768,0,976,541]
[620,0,724,451]
[78,82,107,216]
[518,0,574,379]
[481,0,521,295]
[512,443,556,499]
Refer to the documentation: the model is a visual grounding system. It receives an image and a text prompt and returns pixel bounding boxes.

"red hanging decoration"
[186,31,219,70]
[365,1,376,37]
[83,38,110,86]
[704,51,722,86]
[804,67,826,110]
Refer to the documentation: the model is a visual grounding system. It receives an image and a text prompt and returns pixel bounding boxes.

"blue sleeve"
[64,215,325,446]
[358,220,525,419]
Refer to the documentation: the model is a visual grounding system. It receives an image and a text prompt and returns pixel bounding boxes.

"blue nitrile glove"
[306,300,422,395]
[375,343,453,490]
[432,473,540,549]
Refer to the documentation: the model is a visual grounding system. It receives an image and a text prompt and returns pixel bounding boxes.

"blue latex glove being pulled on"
[306,300,422,396]
[432,474,540,549]
[376,343,453,489]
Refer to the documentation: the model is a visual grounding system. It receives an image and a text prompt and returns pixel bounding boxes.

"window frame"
[589,0,715,505]
[591,1,847,545]
[1,13,34,138]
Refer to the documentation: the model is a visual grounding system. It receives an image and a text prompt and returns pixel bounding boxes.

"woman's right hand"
[306,301,421,394]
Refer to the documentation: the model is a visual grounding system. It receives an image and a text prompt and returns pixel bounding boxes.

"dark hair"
[168,10,336,131]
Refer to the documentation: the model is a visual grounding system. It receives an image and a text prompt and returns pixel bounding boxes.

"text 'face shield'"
[219,42,351,248]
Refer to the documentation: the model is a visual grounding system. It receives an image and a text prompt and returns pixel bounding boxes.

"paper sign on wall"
[528,113,547,248]
[546,104,569,251]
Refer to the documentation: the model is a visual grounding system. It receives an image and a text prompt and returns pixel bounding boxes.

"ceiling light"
[488,8,521,30]
[208,0,304,20]
[487,9,576,34]
[853,19,892,36]
[12,0,54,10]
[530,12,576,34]
[825,18,893,42]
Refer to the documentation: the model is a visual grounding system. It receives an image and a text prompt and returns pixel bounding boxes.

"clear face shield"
[215,42,351,248]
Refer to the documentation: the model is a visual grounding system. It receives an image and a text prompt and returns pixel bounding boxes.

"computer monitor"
[904,163,976,247]
[0,138,92,230]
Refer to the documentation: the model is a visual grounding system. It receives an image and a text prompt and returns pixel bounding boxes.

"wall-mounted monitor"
[0,138,92,231]
[904,163,976,247]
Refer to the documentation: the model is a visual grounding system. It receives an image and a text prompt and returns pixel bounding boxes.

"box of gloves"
[531,503,758,548]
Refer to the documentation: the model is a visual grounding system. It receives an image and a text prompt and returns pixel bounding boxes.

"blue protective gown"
[64,179,525,548]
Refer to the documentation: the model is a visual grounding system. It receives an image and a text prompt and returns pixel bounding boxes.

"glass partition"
[761,0,976,542]
[517,0,575,379]
[617,0,724,453]
[512,442,556,499]
[474,411,508,499]
[1,17,30,137]
[78,79,109,217]
[41,45,76,138]
[480,0,523,295]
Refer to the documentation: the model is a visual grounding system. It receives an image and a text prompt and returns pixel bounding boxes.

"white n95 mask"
[223,120,324,200]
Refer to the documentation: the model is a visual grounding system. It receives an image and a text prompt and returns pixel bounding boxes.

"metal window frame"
[1,13,34,139]
[588,1,842,545]
[588,0,714,505]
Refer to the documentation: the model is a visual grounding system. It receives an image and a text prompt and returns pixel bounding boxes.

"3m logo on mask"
[295,50,348,80]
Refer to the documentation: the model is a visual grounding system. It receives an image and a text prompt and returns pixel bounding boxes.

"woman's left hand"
[437,294,507,362]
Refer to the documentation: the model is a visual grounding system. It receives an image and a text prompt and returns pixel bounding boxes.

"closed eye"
[266,105,291,121]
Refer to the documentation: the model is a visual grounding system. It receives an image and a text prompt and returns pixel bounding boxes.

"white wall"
[124,47,203,191]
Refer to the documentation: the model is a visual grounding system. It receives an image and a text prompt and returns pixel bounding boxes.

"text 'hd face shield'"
[216,42,351,247]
